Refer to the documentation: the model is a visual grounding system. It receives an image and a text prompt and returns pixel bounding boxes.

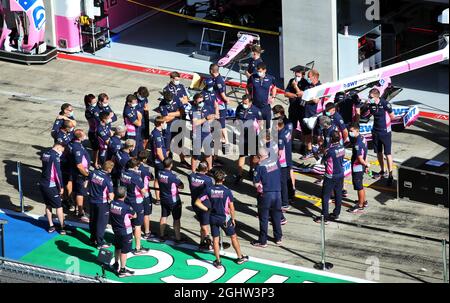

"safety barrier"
[0,257,101,283]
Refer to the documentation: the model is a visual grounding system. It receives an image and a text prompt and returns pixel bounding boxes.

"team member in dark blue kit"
[246,62,277,130]
[40,143,67,234]
[195,169,249,269]
[272,105,295,208]
[314,131,346,223]
[245,45,263,78]
[88,161,114,249]
[275,118,290,225]
[201,78,219,117]
[96,111,113,167]
[97,93,117,125]
[189,93,215,172]
[323,102,349,144]
[111,139,135,187]
[189,161,214,250]
[135,87,150,149]
[252,147,283,247]
[110,186,136,278]
[54,120,74,146]
[107,126,126,161]
[284,67,308,135]
[209,64,231,152]
[163,72,191,167]
[335,91,362,125]
[234,94,263,184]
[366,88,396,186]
[151,116,169,205]
[123,94,143,157]
[71,129,91,223]
[157,158,184,243]
[120,158,149,255]
[51,103,76,140]
[347,123,370,213]
[136,150,157,241]
[84,94,101,168]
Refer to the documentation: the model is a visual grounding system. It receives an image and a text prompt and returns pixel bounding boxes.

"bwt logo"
[343,81,358,89]
[365,0,380,21]
[393,107,409,117]
[360,124,373,134]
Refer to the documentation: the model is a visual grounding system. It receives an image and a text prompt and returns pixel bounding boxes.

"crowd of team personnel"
[39,45,396,277]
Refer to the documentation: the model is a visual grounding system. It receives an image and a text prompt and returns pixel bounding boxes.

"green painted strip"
[20,228,359,283]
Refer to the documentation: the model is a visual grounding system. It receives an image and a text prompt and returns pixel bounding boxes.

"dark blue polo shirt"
[247,74,277,109]
[189,172,213,205]
[110,200,135,236]
[151,128,167,165]
[198,185,234,222]
[351,135,368,173]
[324,143,346,179]
[253,158,281,193]
[40,149,63,190]
[157,169,183,205]
[368,98,393,134]
[88,169,114,204]
[120,169,145,205]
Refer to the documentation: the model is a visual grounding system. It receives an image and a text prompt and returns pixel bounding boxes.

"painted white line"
[226,269,259,283]
[0,208,373,283]
[264,275,289,283]
[0,89,85,109]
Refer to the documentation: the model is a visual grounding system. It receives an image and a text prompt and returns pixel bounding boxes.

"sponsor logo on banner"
[403,106,420,127]
[15,0,45,30]
[360,123,373,135]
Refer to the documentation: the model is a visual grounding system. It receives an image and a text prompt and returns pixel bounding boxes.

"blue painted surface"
[0,212,57,260]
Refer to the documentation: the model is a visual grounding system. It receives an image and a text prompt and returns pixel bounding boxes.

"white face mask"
[107,118,112,124]
[257,72,265,78]
[137,95,145,101]
[162,123,167,130]
[295,76,302,82]
[198,102,204,108]
[68,111,74,118]
[242,104,249,110]
[131,103,138,108]
[173,80,180,86]
[102,103,109,107]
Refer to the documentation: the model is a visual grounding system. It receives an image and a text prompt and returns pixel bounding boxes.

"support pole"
[16,161,33,213]
[0,220,7,258]
[443,240,449,283]
[17,161,24,213]
[314,215,333,270]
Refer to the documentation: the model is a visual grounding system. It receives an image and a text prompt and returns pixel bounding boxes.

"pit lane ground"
[0,57,448,283]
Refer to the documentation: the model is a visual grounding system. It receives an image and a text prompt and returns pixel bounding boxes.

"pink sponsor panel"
[55,15,81,50]
[7,0,46,52]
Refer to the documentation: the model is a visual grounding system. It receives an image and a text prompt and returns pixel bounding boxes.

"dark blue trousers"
[321,177,344,218]
[257,192,283,244]
[89,202,110,245]
[280,167,289,207]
